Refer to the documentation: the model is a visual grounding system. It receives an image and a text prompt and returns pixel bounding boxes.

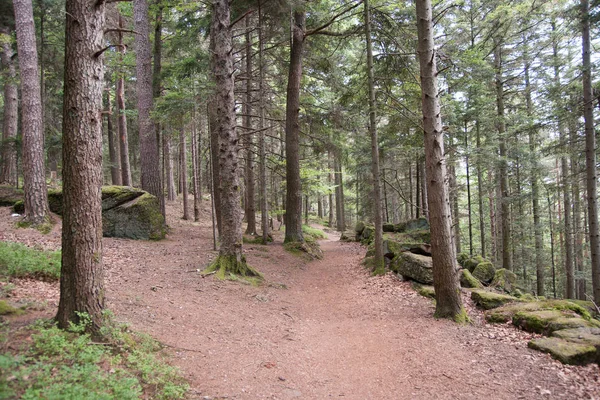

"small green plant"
[0,242,61,280]
[0,314,188,399]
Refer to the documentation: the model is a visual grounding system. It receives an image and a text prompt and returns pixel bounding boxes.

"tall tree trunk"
[152,2,165,218]
[581,0,600,304]
[416,0,464,321]
[570,117,584,299]
[525,54,544,296]
[419,157,428,219]
[258,0,269,243]
[191,105,201,221]
[475,120,485,258]
[56,0,105,333]
[134,0,163,210]
[14,0,48,225]
[365,0,383,272]
[206,0,259,278]
[334,152,345,232]
[106,87,121,185]
[464,124,473,256]
[0,26,18,186]
[117,14,132,186]
[494,37,511,271]
[328,151,334,228]
[208,31,222,237]
[449,163,461,254]
[244,16,256,235]
[164,132,176,200]
[180,126,189,220]
[415,158,420,218]
[284,10,305,244]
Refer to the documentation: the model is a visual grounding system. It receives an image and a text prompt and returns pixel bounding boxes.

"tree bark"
[258,0,269,243]
[13,0,49,225]
[581,0,600,304]
[0,26,18,186]
[364,0,383,272]
[191,105,201,221]
[134,0,162,209]
[475,120,485,258]
[206,0,259,278]
[56,0,105,333]
[284,10,305,244]
[152,2,165,218]
[416,0,465,321]
[164,131,176,200]
[117,14,132,186]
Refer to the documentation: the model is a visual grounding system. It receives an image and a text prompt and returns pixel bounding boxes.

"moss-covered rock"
[103,192,165,240]
[485,299,596,325]
[472,261,495,283]
[528,337,597,365]
[389,252,433,284]
[513,309,600,335]
[407,229,431,243]
[471,289,519,310]
[414,284,435,299]
[566,300,599,318]
[382,240,416,259]
[460,269,483,288]
[361,226,375,245]
[552,328,600,360]
[394,217,429,233]
[457,253,470,268]
[0,185,24,207]
[464,255,485,272]
[382,223,395,232]
[355,221,366,237]
[491,268,517,293]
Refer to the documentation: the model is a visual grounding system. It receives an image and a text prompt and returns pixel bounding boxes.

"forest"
[1,0,600,397]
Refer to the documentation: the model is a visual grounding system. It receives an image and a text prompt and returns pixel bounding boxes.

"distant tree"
[13,0,49,225]
[55,0,106,333]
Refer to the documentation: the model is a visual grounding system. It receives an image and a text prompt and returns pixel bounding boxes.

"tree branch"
[104,28,139,35]
[230,8,255,29]
[305,0,363,37]
[93,44,125,58]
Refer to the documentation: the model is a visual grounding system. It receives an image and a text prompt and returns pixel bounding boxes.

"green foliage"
[0,315,188,399]
[0,242,61,280]
[302,225,327,241]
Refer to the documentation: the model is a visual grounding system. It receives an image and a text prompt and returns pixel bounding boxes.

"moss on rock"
[513,309,600,335]
[389,252,433,284]
[491,268,517,293]
[472,261,495,283]
[457,253,470,268]
[460,269,483,288]
[103,192,166,240]
[0,185,24,207]
[528,337,597,365]
[471,289,518,310]
[414,284,435,299]
[464,255,485,272]
[0,300,24,315]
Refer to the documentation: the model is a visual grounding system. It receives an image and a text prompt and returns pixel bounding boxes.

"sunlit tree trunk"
[117,14,132,186]
[105,87,121,185]
[244,16,256,235]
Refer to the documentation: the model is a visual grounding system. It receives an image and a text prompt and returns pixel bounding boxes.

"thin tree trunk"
[180,126,189,220]
[570,117,584,299]
[328,151,334,228]
[258,0,269,243]
[152,2,165,218]
[134,0,163,209]
[419,158,428,219]
[191,104,200,221]
[117,14,132,186]
[208,31,221,237]
[244,16,256,235]
[476,120,485,258]
[106,87,121,185]
[525,54,544,296]
[56,0,105,333]
[164,132,176,200]
[284,10,305,243]
[365,0,383,271]
[581,0,600,304]
[494,37,511,271]
[465,124,473,256]
[14,0,49,225]
[0,26,18,186]
[416,0,464,321]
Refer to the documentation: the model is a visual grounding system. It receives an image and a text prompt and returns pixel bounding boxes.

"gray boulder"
[390,252,433,284]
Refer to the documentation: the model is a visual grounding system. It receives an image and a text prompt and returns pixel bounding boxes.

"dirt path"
[1,204,599,399]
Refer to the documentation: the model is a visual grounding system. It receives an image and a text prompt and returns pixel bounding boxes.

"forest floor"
[1,199,600,399]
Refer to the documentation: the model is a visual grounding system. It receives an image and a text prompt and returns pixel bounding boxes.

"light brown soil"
[1,202,600,399]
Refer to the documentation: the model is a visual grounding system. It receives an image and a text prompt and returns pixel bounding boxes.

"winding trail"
[103,211,597,400]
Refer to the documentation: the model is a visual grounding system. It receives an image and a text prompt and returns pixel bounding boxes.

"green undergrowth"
[15,218,54,235]
[0,242,61,280]
[0,312,188,399]
[302,225,327,241]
